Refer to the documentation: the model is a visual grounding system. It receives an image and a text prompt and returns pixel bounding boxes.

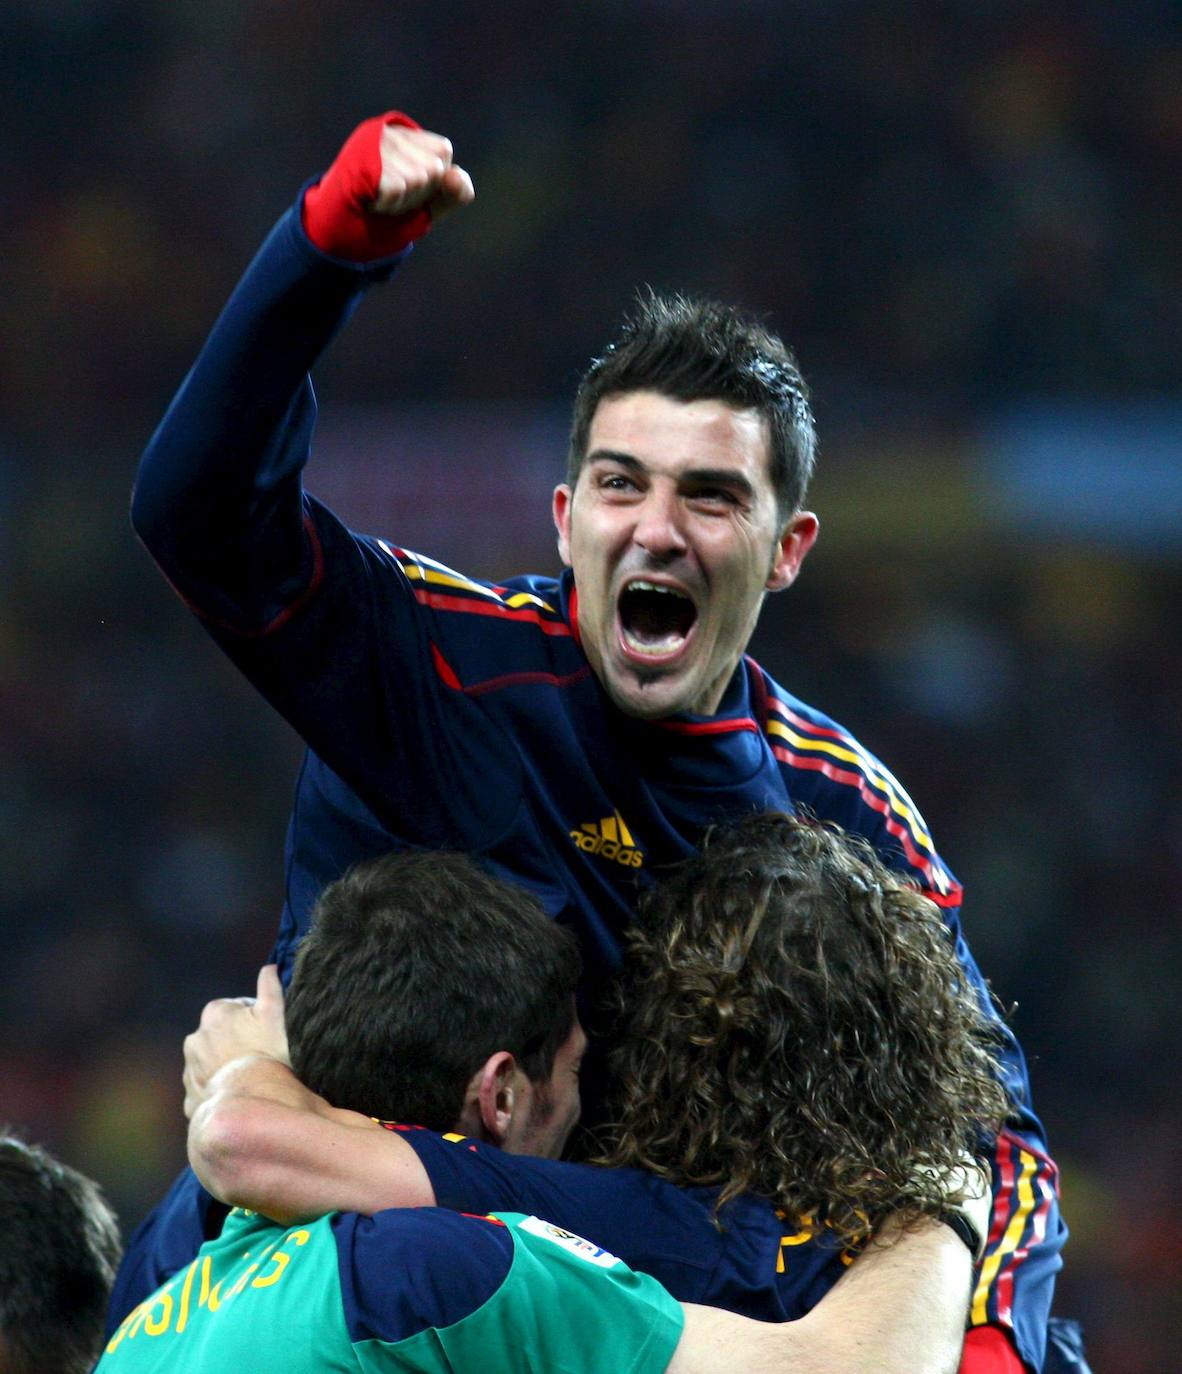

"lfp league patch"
[517,1216,622,1268]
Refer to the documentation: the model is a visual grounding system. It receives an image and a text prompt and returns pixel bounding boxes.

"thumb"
[256,964,292,1066]
[429,163,475,223]
[256,964,285,1016]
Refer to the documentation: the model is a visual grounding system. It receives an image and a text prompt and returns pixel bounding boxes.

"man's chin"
[603,665,695,721]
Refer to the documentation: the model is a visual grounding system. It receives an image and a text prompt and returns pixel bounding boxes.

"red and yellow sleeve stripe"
[972,1130,1060,1332]
[381,543,572,636]
[765,696,961,905]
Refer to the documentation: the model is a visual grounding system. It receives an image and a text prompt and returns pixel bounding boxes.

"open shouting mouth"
[617,579,698,661]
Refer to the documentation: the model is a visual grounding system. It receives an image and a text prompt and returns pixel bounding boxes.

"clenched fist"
[302,111,474,261]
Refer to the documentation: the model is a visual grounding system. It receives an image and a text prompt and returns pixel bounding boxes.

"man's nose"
[632,487,687,560]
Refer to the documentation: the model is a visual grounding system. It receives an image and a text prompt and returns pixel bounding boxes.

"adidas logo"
[570,811,645,869]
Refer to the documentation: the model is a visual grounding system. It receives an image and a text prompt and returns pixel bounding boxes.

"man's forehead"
[586,390,771,477]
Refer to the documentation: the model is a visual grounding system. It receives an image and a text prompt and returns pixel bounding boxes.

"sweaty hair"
[596,814,1008,1248]
[286,851,581,1129]
[0,1132,121,1374]
[568,290,817,521]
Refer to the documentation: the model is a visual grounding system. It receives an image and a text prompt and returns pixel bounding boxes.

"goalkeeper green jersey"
[99,1206,684,1372]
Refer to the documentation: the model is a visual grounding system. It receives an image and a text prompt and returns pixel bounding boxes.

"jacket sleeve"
[131,195,404,632]
[129,198,521,846]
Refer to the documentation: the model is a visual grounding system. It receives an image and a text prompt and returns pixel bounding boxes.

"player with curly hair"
[595,813,1007,1249]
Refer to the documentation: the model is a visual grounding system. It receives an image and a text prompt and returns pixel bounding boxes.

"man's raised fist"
[302,111,474,262]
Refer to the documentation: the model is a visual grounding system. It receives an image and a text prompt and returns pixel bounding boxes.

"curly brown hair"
[594,813,1008,1249]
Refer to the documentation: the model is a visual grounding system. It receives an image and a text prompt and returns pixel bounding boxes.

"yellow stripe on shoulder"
[404,563,498,598]
[767,719,935,852]
[503,591,558,613]
[378,543,557,614]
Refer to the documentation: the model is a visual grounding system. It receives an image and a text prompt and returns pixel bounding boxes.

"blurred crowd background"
[2,1,1179,1366]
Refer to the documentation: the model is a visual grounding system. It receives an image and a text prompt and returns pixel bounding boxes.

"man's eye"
[691,487,738,506]
[601,474,637,492]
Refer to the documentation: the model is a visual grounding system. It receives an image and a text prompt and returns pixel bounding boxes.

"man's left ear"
[767,511,819,592]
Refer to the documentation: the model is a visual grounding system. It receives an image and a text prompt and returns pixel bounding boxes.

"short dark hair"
[596,814,1007,1248]
[285,850,582,1130]
[0,1132,121,1374]
[568,290,817,521]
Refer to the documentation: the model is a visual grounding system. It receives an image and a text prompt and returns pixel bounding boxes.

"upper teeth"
[629,580,688,599]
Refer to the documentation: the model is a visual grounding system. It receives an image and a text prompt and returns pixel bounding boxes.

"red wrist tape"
[301,110,432,261]
[958,1326,1025,1374]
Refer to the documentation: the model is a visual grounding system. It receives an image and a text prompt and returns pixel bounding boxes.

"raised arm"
[130,110,473,631]
[128,111,513,859]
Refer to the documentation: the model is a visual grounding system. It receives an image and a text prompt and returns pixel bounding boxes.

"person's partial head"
[285,850,584,1158]
[597,814,1008,1246]
[0,1132,121,1374]
[553,292,819,720]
